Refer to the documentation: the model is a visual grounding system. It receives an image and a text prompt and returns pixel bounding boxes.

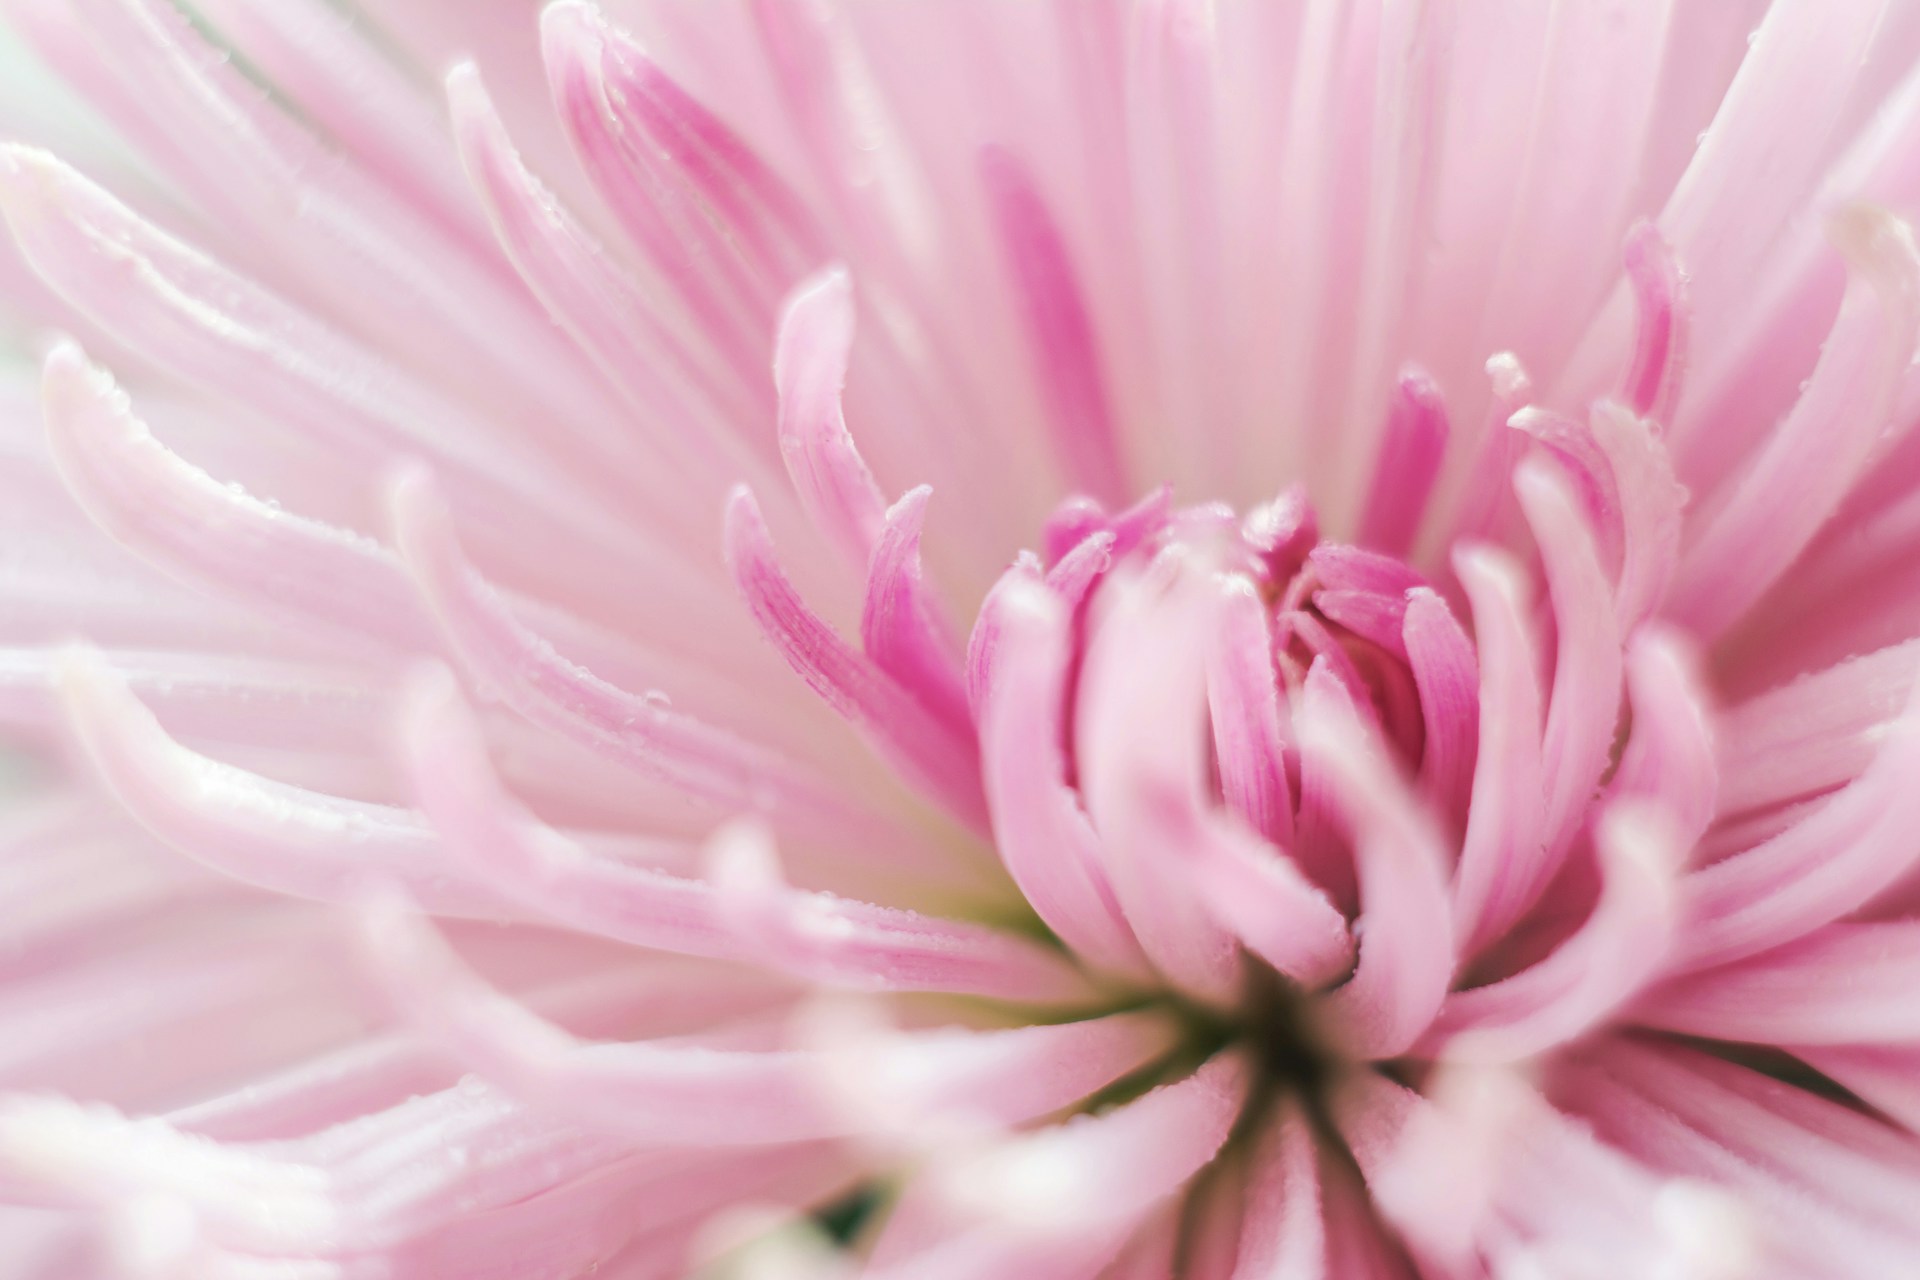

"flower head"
[1,1,1919,1276]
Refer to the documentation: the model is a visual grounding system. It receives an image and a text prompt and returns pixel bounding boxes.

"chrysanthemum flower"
[3,0,1920,1275]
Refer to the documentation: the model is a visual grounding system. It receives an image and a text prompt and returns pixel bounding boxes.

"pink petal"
[1401,586,1479,831]
[400,668,1085,1003]
[866,1052,1250,1278]
[1204,574,1294,847]
[724,486,989,833]
[1449,544,1546,955]
[1228,1100,1327,1280]
[541,1,778,383]
[389,470,890,847]
[1301,706,1454,1060]
[774,264,892,567]
[1676,207,1920,635]
[861,486,971,735]
[1518,458,1623,870]
[362,898,1152,1144]
[1074,567,1244,1002]
[1423,802,1680,1063]
[973,576,1149,981]
[1638,922,1920,1045]
[1675,665,1920,972]
[1357,367,1449,557]
[1619,221,1690,424]
[979,145,1128,505]
[1589,399,1686,629]
[445,60,762,487]
[1715,638,1917,819]
[57,652,506,916]
[1607,627,1717,850]
[41,341,430,652]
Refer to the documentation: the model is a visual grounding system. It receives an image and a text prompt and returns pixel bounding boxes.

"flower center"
[974,483,1462,1111]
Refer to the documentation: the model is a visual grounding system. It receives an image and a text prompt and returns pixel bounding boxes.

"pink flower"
[2,0,1920,1275]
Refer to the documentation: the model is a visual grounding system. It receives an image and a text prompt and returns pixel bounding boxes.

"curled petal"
[1287,658,1365,909]
[1402,586,1479,830]
[0,1080,831,1266]
[1301,706,1454,1060]
[1309,587,1409,660]
[46,0,607,404]
[1188,819,1355,991]
[1075,569,1244,1002]
[862,486,970,735]
[0,144,572,509]
[361,899,1147,1145]
[1675,666,1920,972]
[1608,628,1717,850]
[1519,459,1623,872]
[1676,207,1920,635]
[1423,802,1680,1063]
[1303,543,1426,599]
[1205,575,1294,847]
[400,668,1087,1003]
[775,265,891,566]
[43,342,430,651]
[975,578,1149,981]
[58,652,503,915]
[445,60,753,483]
[868,1052,1250,1278]
[725,486,989,832]
[963,552,1043,718]
[703,820,1095,1004]
[1590,400,1686,629]
[1511,407,1623,566]
[1044,530,1118,610]
[388,471,882,845]
[552,0,828,312]
[1357,367,1449,557]
[1452,352,1533,541]
[1450,545,1546,954]
[1619,221,1689,424]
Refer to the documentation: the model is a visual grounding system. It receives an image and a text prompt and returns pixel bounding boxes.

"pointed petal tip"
[50,640,117,712]
[40,339,149,463]
[539,0,609,47]
[383,460,453,564]
[1395,363,1442,401]
[1510,450,1580,513]
[1448,539,1522,593]
[444,60,520,180]
[722,482,764,545]
[0,143,35,213]
[0,142,60,207]
[38,333,91,389]
[1623,217,1674,267]
[443,58,483,101]
[774,262,856,389]
[887,483,933,521]
[1828,203,1920,283]
[1484,351,1531,399]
